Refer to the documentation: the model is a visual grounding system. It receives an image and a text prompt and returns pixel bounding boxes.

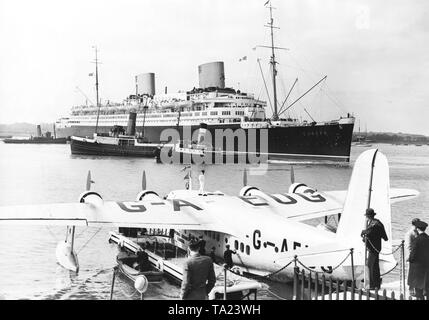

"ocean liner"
[56,4,354,163]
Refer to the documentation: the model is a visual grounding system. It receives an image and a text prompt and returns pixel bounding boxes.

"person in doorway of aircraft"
[180,240,216,300]
[360,208,388,290]
[408,220,429,300]
[198,235,206,255]
[405,218,421,296]
[223,245,237,270]
[198,170,205,195]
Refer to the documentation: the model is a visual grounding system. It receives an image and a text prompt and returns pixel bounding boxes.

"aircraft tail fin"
[336,149,393,255]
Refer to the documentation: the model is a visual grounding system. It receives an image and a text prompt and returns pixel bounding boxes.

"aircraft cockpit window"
[240,242,244,253]
[246,245,250,255]
[234,240,239,250]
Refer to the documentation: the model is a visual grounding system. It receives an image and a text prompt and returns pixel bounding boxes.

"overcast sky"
[0,0,428,135]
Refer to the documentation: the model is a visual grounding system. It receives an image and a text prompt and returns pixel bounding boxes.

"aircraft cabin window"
[246,245,250,255]
[234,240,239,250]
[240,243,244,253]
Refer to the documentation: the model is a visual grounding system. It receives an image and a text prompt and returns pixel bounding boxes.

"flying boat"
[0,149,419,286]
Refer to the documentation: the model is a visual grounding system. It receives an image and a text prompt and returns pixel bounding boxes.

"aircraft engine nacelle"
[239,186,260,197]
[78,191,103,207]
[288,183,317,194]
[136,190,162,202]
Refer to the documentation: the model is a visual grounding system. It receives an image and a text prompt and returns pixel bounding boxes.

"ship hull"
[60,122,353,162]
[3,138,67,144]
[70,138,160,158]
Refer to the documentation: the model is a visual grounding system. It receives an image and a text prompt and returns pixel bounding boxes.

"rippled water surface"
[0,143,428,299]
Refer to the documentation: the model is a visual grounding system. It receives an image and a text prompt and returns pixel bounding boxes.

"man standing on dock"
[361,208,388,290]
[408,220,429,300]
[405,218,420,296]
[180,241,216,300]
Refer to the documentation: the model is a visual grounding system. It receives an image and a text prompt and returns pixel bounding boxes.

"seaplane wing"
[0,198,231,234]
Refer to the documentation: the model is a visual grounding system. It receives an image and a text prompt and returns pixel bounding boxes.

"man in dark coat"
[361,208,388,289]
[405,218,420,296]
[209,246,216,263]
[408,220,429,300]
[180,241,216,300]
[198,235,206,255]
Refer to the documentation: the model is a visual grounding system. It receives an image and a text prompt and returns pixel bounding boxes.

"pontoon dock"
[108,231,262,300]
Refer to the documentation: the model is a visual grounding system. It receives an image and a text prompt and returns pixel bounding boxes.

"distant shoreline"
[353,132,429,144]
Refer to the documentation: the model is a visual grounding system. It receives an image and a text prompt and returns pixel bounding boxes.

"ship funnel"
[127,112,137,136]
[198,61,225,89]
[136,73,155,96]
[36,125,42,137]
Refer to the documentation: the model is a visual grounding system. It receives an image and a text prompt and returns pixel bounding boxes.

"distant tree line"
[353,132,429,143]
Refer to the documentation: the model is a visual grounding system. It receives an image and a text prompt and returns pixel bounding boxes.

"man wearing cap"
[180,240,216,300]
[405,218,420,296]
[361,208,388,290]
[408,220,429,300]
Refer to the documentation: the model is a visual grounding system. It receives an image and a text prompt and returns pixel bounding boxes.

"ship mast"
[93,46,101,134]
[267,2,279,121]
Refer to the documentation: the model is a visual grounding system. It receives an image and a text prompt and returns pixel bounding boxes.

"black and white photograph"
[0,0,428,305]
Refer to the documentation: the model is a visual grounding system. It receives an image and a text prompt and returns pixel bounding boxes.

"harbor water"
[0,142,428,300]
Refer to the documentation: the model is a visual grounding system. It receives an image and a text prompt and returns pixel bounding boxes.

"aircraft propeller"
[243,167,248,186]
[290,165,295,184]
[86,170,94,191]
[142,170,147,190]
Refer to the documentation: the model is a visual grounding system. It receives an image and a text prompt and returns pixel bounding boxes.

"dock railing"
[291,241,407,300]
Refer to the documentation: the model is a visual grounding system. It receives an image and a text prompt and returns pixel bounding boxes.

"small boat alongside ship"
[3,125,67,144]
[70,113,163,158]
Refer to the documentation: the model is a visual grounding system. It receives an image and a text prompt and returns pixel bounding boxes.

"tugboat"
[70,47,165,159]
[70,112,163,158]
[3,124,67,144]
